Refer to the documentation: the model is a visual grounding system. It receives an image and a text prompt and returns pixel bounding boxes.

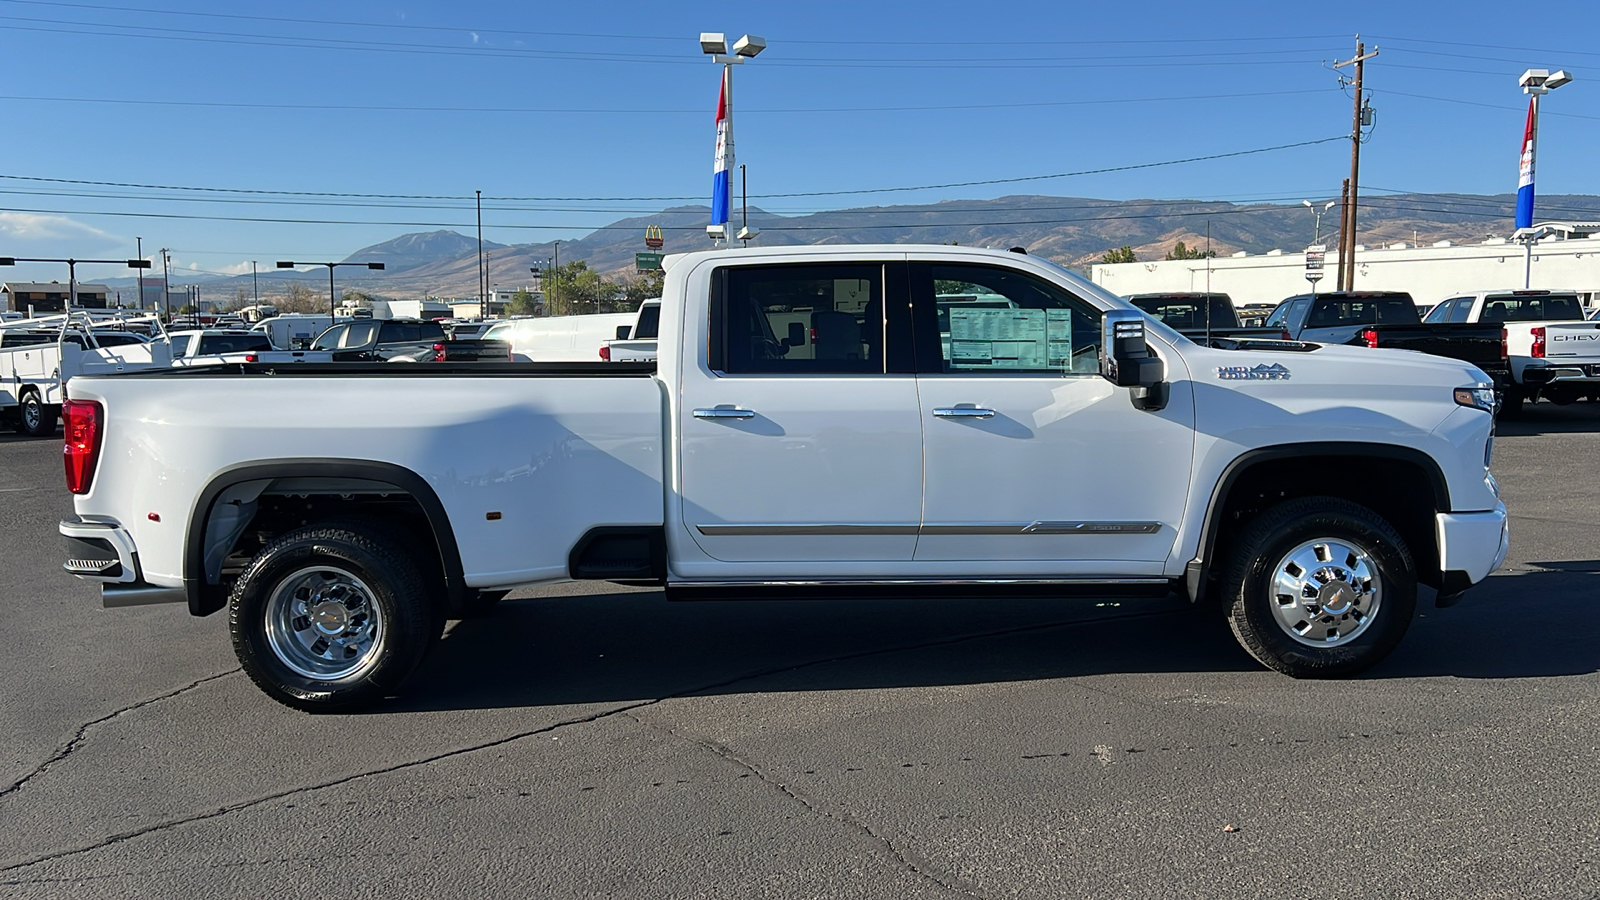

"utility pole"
[476,189,486,320]
[135,236,143,308]
[552,241,560,315]
[252,261,259,305]
[160,248,171,321]
[1334,38,1378,292]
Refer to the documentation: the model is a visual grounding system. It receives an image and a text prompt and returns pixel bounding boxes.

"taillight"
[1361,327,1379,348]
[1531,326,1546,359]
[598,345,611,361]
[244,353,258,362]
[433,342,446,362]
[63,399,102,495]
[1500,327,1509,360]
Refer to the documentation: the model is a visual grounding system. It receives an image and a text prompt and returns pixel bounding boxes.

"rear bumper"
[61,517,187,608]
[1522,364,1600,386]
[1434,504,1509,605]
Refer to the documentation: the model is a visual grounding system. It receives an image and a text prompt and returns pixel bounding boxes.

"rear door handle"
[933,407,995,418]
[693,408,756,419]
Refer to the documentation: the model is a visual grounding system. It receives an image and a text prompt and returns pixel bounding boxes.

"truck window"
[170,334,192,356]
[197,334,273,354]
[1128,295,1234,329]
[312,325,346,350]
[342,321,380,348]
[418,321,446,341]
[925,263,1100,374]
[378,321,419,343]
[1482,292,1583,322]
[1308,296,1417,327]
[633,303,660,340]
[712,263,886,374]
[1423,299,1458,323]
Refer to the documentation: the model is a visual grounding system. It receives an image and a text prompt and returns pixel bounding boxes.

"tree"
[341,289,375,309]
[1101,246,1137,264]
[277,282,324,314]
[620,270,664,310]
[506,287,540,317]
[1164,241,1216,261]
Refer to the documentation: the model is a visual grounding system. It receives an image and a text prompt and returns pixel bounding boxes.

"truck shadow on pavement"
[392,564,1598,713]
[1496,402,1600,436]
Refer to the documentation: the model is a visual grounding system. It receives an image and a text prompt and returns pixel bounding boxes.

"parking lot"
[1,404,1596,899]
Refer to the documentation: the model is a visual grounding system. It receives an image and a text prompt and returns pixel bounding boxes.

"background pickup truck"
[600,299,661,362]
[1126,292,1288,342]
[247,318,510,364]
[1266,290,1508,394]
[1422,289,1600,414]
[62,244,1507,712]
[1,313,169,435]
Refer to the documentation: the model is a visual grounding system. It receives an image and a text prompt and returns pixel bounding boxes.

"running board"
[665,578,1176,603]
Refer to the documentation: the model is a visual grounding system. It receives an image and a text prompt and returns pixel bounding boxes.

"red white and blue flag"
[710,68,733,229]
[1515,98,1536,230]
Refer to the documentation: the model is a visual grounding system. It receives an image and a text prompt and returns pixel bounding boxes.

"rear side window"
[170,334,192,356]
[711,263,885,374]
[378,321,421,343]
[342,321,380,348]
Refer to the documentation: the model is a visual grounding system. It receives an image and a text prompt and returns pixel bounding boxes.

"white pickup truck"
[1422,289,1600,412]
[59,245,1508,712]
[600,299,661,362]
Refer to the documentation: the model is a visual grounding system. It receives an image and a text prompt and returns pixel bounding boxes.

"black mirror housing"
[1099,309,1168,410]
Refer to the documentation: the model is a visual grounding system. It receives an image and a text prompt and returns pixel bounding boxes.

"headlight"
[1454,384,1496,414]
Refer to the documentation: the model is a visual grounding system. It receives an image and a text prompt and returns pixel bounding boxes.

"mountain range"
[139,192,1600,301]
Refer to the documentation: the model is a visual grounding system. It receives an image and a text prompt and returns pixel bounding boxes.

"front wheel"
[229,524,440,712]
[1220,497,1416,678]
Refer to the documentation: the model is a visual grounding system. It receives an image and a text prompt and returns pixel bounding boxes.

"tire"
[229,523,440,713]
[19,390,56,437]
[1498,384,1525,418]
[1220,496,1416,678]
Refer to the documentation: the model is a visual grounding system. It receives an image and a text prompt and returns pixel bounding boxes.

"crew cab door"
[676,259,923,567]
[909,261,1195,572]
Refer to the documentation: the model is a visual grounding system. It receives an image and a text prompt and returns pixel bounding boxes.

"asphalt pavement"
[1,404,1596,899]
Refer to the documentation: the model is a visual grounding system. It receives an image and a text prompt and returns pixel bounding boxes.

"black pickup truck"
[1127,293,1287,341]
[1265,291,1509,388]
[257,318,510,364]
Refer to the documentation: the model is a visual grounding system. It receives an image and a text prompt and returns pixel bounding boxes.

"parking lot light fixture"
[275,260,385,319]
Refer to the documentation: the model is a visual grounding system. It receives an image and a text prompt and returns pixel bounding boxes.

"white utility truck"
[1422,289,1600,413]
[60,245,1508,711]
[1,312,170,435]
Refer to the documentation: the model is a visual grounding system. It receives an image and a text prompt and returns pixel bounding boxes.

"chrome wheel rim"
[1268,539,1382,648]
[22,400,39,431]
[265,566,383,679]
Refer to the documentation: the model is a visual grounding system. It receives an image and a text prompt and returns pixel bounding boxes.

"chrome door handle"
[693,408,756,419]
[933,407,995,418]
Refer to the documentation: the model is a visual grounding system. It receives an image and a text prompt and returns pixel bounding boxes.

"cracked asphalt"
[2,404,1598,900]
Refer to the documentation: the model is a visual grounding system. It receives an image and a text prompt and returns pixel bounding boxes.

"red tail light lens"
[598,345,611,361]
[433,342,446,362]
[1361,327,1379,348]
[244,353,258,363]
[63,399,102,495]
[1531,326,1546,359]
[1500,327,1509,359]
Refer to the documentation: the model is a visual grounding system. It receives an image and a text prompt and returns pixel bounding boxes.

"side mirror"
[781,321,805,349]
[616,325,632,340]
[1099,310,1168,411]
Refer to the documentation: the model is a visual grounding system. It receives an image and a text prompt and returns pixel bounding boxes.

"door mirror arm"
[1099,309,1168,411]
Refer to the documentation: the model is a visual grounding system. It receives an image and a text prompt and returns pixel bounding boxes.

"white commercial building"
[1091,222,1600,309]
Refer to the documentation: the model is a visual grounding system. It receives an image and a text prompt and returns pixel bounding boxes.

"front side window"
[924,264,1101,374]
[1424,299,1458,323]
[170,335,192,356]
[311,325,345,350]
[712,263,886,374]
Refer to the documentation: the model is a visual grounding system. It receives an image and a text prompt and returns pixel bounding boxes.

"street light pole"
[1515,68,1572,288]
[0,256,151,315]
[701,32,765,243]
[1302,199,1335,246]
[160,249,171,321]
[276,260,387,320]
[476,189,486,320]
[252,261,259,306]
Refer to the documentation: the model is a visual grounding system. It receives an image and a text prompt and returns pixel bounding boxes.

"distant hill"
[342,229,508,273]
[151,192,1600,301]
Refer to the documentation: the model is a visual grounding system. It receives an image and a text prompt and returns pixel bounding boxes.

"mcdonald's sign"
[644,225,664,250]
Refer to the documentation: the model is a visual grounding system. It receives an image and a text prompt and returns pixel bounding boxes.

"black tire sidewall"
[1226,500,1417,678]
[229,526,435,712]
[20,392,48,436]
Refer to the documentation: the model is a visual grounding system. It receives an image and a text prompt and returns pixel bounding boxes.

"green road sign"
[635,252,664,271]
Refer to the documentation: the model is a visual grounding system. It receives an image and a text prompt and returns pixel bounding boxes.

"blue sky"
[0,0,1596,287]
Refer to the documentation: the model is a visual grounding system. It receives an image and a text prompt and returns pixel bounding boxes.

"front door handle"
[693,408,756,419]
[933,407,996,418]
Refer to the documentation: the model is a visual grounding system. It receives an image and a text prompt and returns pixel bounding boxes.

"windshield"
[1306,295,1417,327]
[196,333,273,354]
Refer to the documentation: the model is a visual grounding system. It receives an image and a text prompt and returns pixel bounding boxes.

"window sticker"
[947,307,1072,370]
